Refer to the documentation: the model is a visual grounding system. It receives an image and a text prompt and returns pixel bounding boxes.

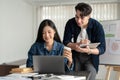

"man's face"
[75,10,90,28]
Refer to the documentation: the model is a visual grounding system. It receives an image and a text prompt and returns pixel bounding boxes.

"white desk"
[0,71,89,80]
[0,73,35,80]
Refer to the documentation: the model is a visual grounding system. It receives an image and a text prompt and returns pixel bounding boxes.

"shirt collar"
[43,41,57,50]
[87,18,93,29]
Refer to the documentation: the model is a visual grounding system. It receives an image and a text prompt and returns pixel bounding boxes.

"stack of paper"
[38,74,86,80]
[80,42,100,49]
[55,75,86,80]
[1,73,86,80]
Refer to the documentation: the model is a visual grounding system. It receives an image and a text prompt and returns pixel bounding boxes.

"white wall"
[0,0,35,64]
[118,3,120,19]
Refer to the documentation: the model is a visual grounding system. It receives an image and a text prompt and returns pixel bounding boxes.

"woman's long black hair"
[36,19,61,43]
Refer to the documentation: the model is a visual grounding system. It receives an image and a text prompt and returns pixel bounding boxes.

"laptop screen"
[33,56,65,74]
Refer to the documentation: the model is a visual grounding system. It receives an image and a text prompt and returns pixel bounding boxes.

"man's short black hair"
[75,3,92,18]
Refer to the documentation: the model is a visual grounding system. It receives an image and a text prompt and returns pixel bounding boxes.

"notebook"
[80,42,100,49]
[33,56,65,74]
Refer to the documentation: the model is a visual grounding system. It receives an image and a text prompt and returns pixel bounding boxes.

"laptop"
[33,56,65,74]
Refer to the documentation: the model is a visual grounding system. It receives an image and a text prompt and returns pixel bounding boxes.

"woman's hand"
[63,49,72,67]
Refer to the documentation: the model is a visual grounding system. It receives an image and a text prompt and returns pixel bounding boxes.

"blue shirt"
[63,18,106,72]
[26,41,73,72]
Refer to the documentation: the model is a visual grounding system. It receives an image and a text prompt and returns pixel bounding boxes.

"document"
[39,74,86,80]
[1,73,86,80]
[55,75,86,80]
[80,42,100,49]
[0,73,38,80]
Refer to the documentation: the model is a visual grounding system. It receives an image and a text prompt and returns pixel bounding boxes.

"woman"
[26,19,73,71]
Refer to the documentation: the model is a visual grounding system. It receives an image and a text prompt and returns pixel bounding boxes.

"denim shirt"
[26,41,73,72]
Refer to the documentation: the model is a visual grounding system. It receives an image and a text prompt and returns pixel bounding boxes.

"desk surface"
[32,71,90,80]
[0,71,90,80]
[65,71,90,80]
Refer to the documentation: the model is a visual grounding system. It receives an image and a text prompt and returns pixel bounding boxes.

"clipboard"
[80,42,100,49]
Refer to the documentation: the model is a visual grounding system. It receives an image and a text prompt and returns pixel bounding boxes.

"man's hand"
[67,40,91,53]
[80,39,90,44]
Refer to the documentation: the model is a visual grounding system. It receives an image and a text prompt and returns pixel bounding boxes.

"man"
[63,3,106,80]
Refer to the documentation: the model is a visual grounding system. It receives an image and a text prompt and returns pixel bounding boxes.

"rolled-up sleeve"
[64,58,74,72]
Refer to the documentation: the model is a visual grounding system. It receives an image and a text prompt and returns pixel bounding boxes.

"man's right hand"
[67,39,90,53]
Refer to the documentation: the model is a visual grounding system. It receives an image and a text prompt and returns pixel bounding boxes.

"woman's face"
[42,26,55,43]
